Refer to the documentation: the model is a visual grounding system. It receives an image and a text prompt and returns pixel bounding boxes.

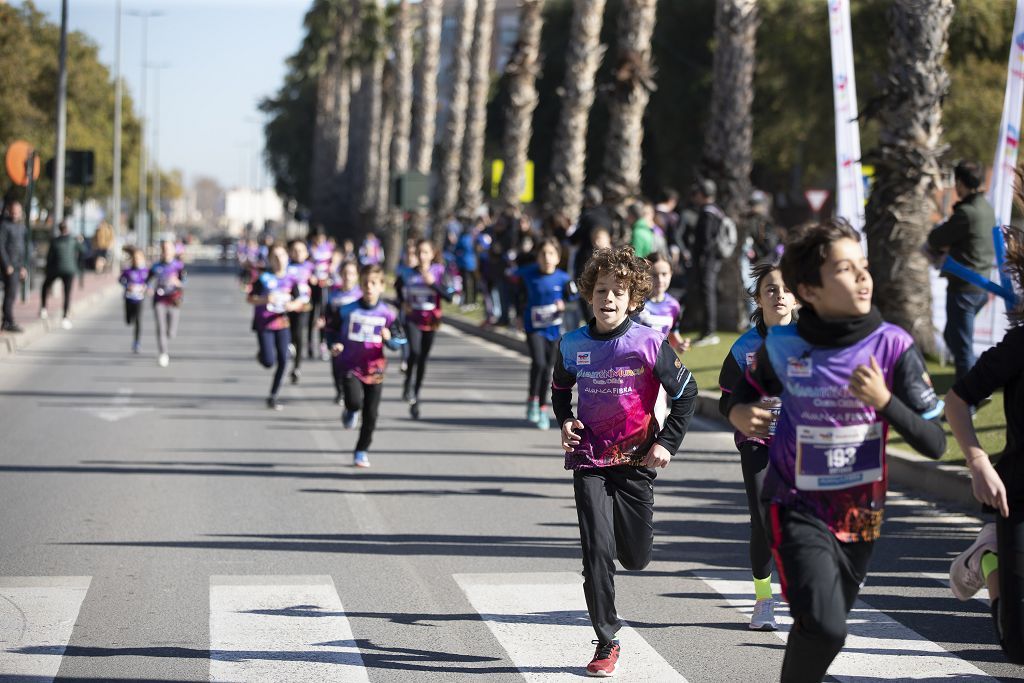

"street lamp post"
[149,62,170,237]
[112,0,123,270]
[127,9,162,252]
[53,0,69,228]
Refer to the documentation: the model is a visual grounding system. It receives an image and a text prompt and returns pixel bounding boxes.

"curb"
[445,312,978,512]
[0,281,120,358]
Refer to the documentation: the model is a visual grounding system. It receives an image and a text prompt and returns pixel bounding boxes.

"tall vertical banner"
[827,0,865,232]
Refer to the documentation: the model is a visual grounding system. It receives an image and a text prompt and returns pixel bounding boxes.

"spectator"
[568,186,612,280]
[655,189,682,265]
[454,218,480,308]
[629,201,655,258]
[0,200,28,333]
[40,219,85,328]
[93,220,114,272]
[741,190,782,319]
[926,160,997,381]
[690,178,726,347]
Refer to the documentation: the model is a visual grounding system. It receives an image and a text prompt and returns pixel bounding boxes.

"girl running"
[717,256,797,631]
[286,240,314,384]
[323,260,363,404]
[248,243,304,410]
[396,239,457,419]
[634,252,689,352]
[946,226,1024,664]
[148,240,186,368]
[119,247,149,353]
[515,237,576,430]
[308,231,335,359]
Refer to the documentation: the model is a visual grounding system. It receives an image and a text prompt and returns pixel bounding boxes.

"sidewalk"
[0,269,120,356]
[444,312,979,512]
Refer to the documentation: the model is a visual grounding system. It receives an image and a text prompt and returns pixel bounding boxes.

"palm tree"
[459,0,497,217]
[864,0,953,355]
[701,0,758,332]
[434,0,478,228]
[411,0,443,178]
[310,42,340,230]
[498,0,545,212]
[386,0,414,265]
[599,0,657,223]
[545,0,608,225]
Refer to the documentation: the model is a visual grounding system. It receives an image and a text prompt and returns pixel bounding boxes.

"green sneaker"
[526,399,541,423]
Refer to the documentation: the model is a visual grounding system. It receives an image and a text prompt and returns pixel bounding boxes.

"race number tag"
[640,312,673,335]
[795,422,883,491]
[406,285,437,312]
[347,313,386,344]
[530,303,563,329]
[760,396,782,437]
[126,283,146,301]
[267,289,292,314]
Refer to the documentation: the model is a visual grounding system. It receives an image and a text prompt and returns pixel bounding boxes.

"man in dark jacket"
[690,179,725,346]
[926,160,996,381]
[0,201,28,333]
[41,220,85,328]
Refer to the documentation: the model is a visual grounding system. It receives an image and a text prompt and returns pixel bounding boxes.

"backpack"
[714,210,738,259]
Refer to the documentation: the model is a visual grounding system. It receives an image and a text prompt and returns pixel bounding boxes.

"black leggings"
[526,333,558,406]
[403,324,436,399]
[740,441,773,580]
[288,311,308,371]
[770,506,873,683]
[41,273,73,317]
[991,506,1024,664]
[125,300,142,344]
[307,286,327,356]
[257,327,292,397]
[342,374,383,452]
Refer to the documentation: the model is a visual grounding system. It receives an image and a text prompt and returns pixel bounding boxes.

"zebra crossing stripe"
[696,569,997,682]
[0,576,91,681]
[454,572,688,681]
[209,575,369,682]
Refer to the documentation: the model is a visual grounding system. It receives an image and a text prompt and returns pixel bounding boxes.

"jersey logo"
[787,355,812,378]
[745,351,758,370]
[576,351,591,365]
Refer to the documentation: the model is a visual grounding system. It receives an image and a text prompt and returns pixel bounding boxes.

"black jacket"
[0,219,26,271]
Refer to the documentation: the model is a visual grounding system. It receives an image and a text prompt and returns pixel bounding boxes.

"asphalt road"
[0,263,1019,682]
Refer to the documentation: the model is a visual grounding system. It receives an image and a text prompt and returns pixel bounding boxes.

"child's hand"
[641,442,671,468]
[330,343,344,357]
[555,299,565,312]
[968,454,1009,517]
[316,317,326,330]
[561,418,584,452]
[849,355,892,410]
[422,269,436,286]
[381,328,392,342]
[729,403,774,440]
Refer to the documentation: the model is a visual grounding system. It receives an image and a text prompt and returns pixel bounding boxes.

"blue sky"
[30,0,310,190]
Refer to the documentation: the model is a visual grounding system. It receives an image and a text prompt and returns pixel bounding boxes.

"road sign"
[393,172,430,211]
[491,159,535,203]
[46,150,95,187]
[804,188,830,213]
[5,141,41,187]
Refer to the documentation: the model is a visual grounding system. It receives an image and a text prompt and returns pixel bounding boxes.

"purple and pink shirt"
[119,267,149,302]
[398,264,451,331]
[251,271,298,332]
[147,260,186,306]
[633,293,681,337]
[326,299,404,384]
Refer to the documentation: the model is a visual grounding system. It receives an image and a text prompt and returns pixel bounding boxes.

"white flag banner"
[827,0,865,232]
[988,0,1024,232]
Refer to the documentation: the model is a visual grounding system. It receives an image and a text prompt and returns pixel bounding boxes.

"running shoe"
[402,387,413,403]
[526,400,540,423]
[950,522,997,600]
[749,598,778,631]
[536,412,551,430]
[266,396,282,411]
[409,400,420,420]
[586,639,620,677]
[39,309,48,320]
[290,369,301,385]
[692,334,721,348]
[353,451,371,468]
[132,341,141,354]
[60,318,73,330]
[1,323,24,333]
[157,353,170,368]
[334,390,344,406]
[400,360,408,373]
[342,409,360,430]
[288,343,296,358]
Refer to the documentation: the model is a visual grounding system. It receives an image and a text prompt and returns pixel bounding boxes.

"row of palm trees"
[302,0,957,348]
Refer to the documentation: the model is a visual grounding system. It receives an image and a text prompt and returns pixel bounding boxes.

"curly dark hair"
[1003,226,1024,325]
[579,246,652,312]
[780,218,861,307]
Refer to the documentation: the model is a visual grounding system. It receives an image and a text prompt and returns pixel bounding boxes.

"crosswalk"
[0,569,1004,681]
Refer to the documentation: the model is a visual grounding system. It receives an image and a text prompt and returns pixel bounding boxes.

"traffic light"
[44,150,95,187]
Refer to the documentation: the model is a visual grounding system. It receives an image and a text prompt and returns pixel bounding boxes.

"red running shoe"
[586,639,620,677]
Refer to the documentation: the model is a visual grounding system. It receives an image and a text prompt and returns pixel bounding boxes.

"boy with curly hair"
[551,246,698,677]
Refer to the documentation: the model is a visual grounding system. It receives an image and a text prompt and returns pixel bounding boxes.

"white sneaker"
[749,598,778,631]
[157,353,170,368]
[950,522,997,600]
[39,309,48,320]
[693,334,721,348]
[60,318,72,330]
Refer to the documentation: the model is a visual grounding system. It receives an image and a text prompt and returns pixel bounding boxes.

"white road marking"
[0,576,91,681]
[697,569,996,681]
[919,572,991,604]
[78,388,154,422]
[209,576,368,682]
[454,572,688,681]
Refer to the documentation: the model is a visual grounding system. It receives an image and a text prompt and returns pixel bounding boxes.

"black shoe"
[290,369,301,384]
[266,396,282,411]
[2,323,24,333]
[409,401,420,420]
[402,387,413,403]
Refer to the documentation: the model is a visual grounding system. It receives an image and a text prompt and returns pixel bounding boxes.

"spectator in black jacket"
[0,200,28,333]
[690,179,726,346]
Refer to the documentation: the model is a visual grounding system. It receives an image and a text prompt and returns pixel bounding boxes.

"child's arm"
[646,341,698,466]
[726,345,783,439]
[385,317,407,350]
[551,343,581,452]
[849,347,945,459]
[718,349,744,420]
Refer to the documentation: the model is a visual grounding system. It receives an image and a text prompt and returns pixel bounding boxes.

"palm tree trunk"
[359,2,386,231]
[701,0,758,332]
[376,59,396,239]
[459,0,497,216]
[545,0,608,225]
[864,0,952,355]
[498,0,545,212]
[310,45,339,230]
[411,0,442,178]
[330,7,355,233]
[387,0,414,266]
[599,0,657,223]
[434,0,478,228]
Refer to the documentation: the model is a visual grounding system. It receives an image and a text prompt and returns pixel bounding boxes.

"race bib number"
[406,285,437,312]
[126,283,146,301]
[267,289,292,314]
[530,303,563,329]
[640,312,673,335]
[760,396,782,437]
[795,422,883,491]
[348,313,386,344]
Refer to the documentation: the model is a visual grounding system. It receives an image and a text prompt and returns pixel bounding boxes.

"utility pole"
[53,0,69,228]
[127,9,162,251]
[149,63,170,236]
[112,0,123,268]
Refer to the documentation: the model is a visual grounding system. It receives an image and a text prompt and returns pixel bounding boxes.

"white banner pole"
[827,0,865,233]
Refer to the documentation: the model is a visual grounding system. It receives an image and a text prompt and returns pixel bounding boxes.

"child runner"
[286,240,314,384]
[396,241,420,374]
[634,252,689,352]
[717,256,797,631]
[727,220,946,682]
[148,239,186,368]
[396,239,456,419]
[946,226,1024,664]
[119,247,149,353]
[515,237,576,430]
[248,243,304,410]
[551,247,698,677]
[359,231,384,266]
[325,264,406,468]
[323,260,363,404]
[308,231,335,359]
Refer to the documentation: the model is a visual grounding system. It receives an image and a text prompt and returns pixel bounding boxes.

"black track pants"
[740,441,773,580]
[574,465,656,645]
[257,327,292,397]
[403,324,436,399]
[288,311,308,371]
[526,333,558,406]
[990,504,1024,664]
[342,374,383,453]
